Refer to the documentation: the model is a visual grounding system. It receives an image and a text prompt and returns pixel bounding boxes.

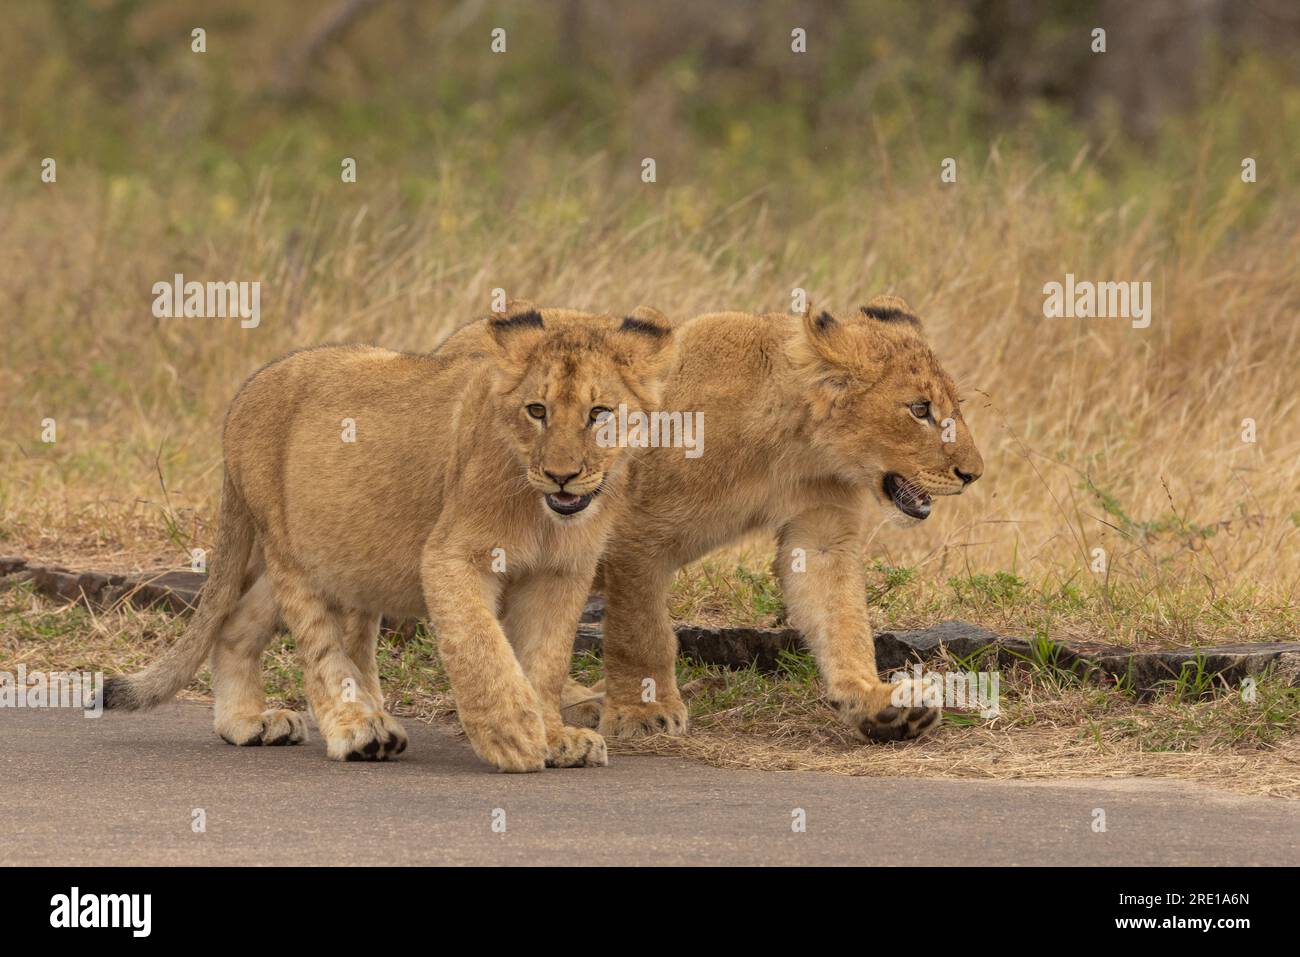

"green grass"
[0,594,91,643]
[1165,654,1218,703]
[948,571,1027,605]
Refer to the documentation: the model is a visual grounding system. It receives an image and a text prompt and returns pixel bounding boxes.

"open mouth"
[544,490,596,515]
[883,473,931,520]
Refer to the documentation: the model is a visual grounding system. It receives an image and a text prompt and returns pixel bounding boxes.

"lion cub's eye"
[589,406,613,426]
[909,401,931,420]
[526,403,547,421]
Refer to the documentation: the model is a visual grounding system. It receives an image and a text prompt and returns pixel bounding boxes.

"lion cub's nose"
[544,469,581,488]
[953,466,980,486]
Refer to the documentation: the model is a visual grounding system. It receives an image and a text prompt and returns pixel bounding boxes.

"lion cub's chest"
[479,504,614,580]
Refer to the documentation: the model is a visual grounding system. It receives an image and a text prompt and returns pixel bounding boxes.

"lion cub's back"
[223,344,483,609]
[665,310,795,405]
[224,343,456,470]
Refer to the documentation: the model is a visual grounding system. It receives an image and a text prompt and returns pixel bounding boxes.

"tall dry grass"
[2,135,1298,645]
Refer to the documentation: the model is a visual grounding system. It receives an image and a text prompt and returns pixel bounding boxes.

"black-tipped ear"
[615,312,673,357]
[802,309,849,369]
[802,309,850,362]
[502,298,537,317]
[619,305,671,339]
[619,315,670,339]
[800,307,884,381]
[860,295,921,329]
[489,310,544,334]
[613,308,675,406]
[487,309,545,366]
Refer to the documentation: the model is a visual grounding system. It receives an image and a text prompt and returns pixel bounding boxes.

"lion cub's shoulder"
[672,310,797,378]
[679,309,798,343]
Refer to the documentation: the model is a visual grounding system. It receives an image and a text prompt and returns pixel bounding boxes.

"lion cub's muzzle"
[534,469,604,517]
[883,473,932,520]
[545,490,597,515]
[883,466,977,520]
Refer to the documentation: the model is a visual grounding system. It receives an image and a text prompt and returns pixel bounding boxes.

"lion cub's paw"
[828,678,941,743]
[217,708,308,747]
[599,697,688,739]
[546,726,608,768]
[562,697,604,729]
[560,679,604,729]
[324,708,408,762]
[463,711,549,773]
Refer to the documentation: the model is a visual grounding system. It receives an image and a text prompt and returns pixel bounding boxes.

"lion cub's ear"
[503,298,537,317]
[615,308,673,356]
[802,309,855,367]
[859,295,922,330]
[614,308,675,405]
[487,308,546,373]
[801,309,885,385]
[627,305,669,327]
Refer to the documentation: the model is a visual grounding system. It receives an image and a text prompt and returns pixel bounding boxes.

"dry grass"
[616,658,1300,801]
[667,533,1300,650]
[3,137,1299,645]
[594,644,1300,800]
[617,724,1300,800]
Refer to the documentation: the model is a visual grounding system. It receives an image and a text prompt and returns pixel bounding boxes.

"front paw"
[546,726,608,768]
[827,677,941,743]
[599,697,688,739]
[323,706,408,761]
[461,709,549,773]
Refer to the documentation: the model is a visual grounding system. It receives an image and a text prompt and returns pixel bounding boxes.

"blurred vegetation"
[2,0,1298,213]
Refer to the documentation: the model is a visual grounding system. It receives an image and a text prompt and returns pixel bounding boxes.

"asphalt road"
[3,702,1296,866]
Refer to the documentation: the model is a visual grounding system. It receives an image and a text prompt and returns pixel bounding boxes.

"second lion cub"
[101,304,675,772]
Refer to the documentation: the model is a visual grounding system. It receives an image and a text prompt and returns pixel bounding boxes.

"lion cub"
[102,304,675,772]
[573,296,984,745]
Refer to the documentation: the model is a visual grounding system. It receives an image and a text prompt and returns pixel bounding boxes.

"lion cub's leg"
[598,554,688,739]
[210,573,308,747]
[422,555,549,772]
[501,572,607,767]
[776,506,941,742]
[266,558,406,761]
[338,608,408,753]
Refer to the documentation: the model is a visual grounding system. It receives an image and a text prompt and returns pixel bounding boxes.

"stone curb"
[4,557,1298,693]
[0,557,204,615]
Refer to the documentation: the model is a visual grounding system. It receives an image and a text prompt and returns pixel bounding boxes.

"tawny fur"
[585,295,985,743]
[102,303,675,771]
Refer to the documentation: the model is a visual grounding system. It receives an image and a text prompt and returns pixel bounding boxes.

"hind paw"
[560,680,604,729]
[546,726,608,768]
[599,697,688,739]
[217,708,308,747]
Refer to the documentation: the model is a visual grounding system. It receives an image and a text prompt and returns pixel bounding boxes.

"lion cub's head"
[486,302,674,522]
[795,295,984,522]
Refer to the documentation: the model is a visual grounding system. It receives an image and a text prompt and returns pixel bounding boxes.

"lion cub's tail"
[100,473,256,711]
